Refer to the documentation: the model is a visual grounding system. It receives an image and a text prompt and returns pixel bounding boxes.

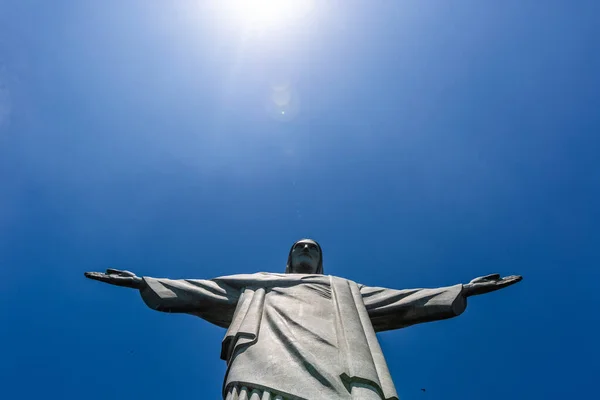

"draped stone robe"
[139,273,467,400]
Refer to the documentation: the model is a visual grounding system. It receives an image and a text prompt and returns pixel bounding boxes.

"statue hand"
[462,273,522,297]
[84,268,143,289]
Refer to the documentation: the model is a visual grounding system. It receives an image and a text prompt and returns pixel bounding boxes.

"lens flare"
[265,80,300,121]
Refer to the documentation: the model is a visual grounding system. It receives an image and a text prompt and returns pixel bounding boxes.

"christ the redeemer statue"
[85,238,521,400]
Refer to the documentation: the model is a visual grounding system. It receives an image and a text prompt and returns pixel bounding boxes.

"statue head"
[285,238,323,274]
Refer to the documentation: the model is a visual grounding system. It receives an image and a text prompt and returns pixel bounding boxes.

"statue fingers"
[481,273,501,281]
[105,268,135,277]
[499,275,522,287]
[470,273,500,284]
[105,268,124,275]
[84,272,110,282]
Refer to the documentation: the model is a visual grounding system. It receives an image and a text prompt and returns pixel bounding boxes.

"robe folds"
[139,273,466,400]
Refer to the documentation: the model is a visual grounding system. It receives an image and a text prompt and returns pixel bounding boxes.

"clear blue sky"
[1,1,599,399]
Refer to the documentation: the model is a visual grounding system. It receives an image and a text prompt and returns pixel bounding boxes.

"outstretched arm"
[360,274,522,332]
[85,269,241,328]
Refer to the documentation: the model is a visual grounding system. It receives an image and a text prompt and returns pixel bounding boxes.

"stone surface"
[85,239,522,400]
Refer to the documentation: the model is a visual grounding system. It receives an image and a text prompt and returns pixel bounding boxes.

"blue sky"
[1,1,599,398]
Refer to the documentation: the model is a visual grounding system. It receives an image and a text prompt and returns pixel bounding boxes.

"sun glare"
[220,0,316,30]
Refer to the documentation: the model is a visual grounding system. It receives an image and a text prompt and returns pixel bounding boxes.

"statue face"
[289,239,320,274]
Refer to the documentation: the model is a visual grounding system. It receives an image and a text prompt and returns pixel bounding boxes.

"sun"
[219,0,316,31]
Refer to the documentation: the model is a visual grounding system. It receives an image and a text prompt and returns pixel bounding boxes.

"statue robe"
[139,273,466,400]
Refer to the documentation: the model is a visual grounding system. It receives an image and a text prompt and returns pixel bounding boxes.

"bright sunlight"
[219,0,316,31]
